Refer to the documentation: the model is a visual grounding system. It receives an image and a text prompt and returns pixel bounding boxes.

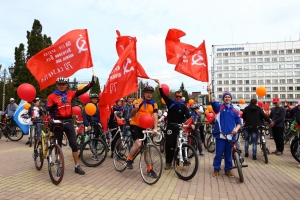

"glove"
[90,75,97,86]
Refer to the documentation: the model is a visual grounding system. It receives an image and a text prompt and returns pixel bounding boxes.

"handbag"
[48,119,64,132]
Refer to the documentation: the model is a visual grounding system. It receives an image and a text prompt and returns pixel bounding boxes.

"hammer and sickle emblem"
[191,51,206,66]
[123,58,134,74]
[76,34,88,53]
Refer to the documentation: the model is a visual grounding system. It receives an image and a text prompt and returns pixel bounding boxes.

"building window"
[218,95,222,99]
[251,72,256,77]
[286,57,293,62]
[264,58,270,62]
[236,59,242,63]
[250,51,256,55]
[250,65,256,70]
[224,80,229,84]
[244,58,249,63]
[271,50,277,54]
[237,66,243,70]
[295,64,300,68]
[223,53,228,56]
[271,65,278,69]
[237,80,243,84]
[265,80,271,84]
[231,80,236,84]
[251,80,256,84]
[223,66,229,70]
[287,79,293,83]
[279,57,285,61]
[257,72,264,76]
[252,87,256,91]
[272,72,278,76]
[244,94,250,98]
[243,52,249,56]
[217,67,222,71]
[279,64,285,69]
[217,53,222,57]
[288,86,293,91]
[230,52,235,56]
[257,58,263,62]
[286,64,292,68]
[280,94,286,99]
[279,50,285,54]
[237,94,243,98]
[286,71,293,76]
[279,72,285,76]
[223,73,229,78]
[251,94,256,98]
[245,80,250,84]
[258,65,263,69]
[230,66,236,70]
[266,94,271,98]
[258,80,264,84]
[250,58,256,63]
[295,49,300,53]
[229,59,235,64]
[223,59,229,64]
[273,79,278,84]
[237,52,242,56]
[272,87,278,91]
[230,73,236,78]
[271,57,277,62]
[216,60,222,64]
[264,51,270,55]
[286,49,292,54]
[244,65,249,70]
[296,86,300,91]
[295,71,300,76]
[237,73,243,77]
[264,65,270,69]
[244,73,249,77]
[266,87,271,91]
[217,87,222,92]
[217,73,222,77]
[296,94,300,98]
[224,87,229,91]
[265,72,271,76]
[280,87,285,91]
[296,79,300,83]
[217,81,222,84]
[231,87,236,91]
[257,51,263,55]
[280,79,285,83]
[238,87,243,91]
[287,94,293,98]
[294,56,300,61]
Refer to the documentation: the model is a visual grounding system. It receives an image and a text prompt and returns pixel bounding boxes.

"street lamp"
[0,64,15,113]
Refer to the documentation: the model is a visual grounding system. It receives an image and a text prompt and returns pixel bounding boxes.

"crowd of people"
[2,75,300,178]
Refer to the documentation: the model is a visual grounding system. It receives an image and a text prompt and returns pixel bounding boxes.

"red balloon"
[79,93,90,104]
[72,106,82,116]
[17,83,36,102]
[98,92,102,99]
[238,111,243,117]
[206,113,215,122]
[139,114,154,129]
[159,84,170,95]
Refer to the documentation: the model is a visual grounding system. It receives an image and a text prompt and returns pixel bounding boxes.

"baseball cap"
[32,97,40,103]
[10,98,14,101]
[272,97,280,103]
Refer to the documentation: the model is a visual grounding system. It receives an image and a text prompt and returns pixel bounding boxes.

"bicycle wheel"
[113,138,131,172]
[290,137,300,163]
[261,142,268,164]
[7,126,23,141]
[207,135,215,153]
[173,143,199,181]
[81,138,107,167]
[234,151,244,183]
[203,131,210,149]
[62,133,68,146]
[48,144,64,185]
[139,144,162,185]
[33,140,44,170]
[188,134,198,153]
[151,132,163,146]
[29,127,34,147]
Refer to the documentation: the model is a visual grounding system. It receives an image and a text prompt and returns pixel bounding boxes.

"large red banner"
[27,29,93,90]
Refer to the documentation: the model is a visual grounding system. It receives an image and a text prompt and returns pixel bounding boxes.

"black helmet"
[90,93,99,99]
[56,77,69,84]
[190,104,199,110]
[143,85,154,92]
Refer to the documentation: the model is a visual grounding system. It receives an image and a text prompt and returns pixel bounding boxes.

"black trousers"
[54,119,77,152]
[199,126,205,144]
[191,129,203,153]
[165,125,179,164]
[272,126,284,152]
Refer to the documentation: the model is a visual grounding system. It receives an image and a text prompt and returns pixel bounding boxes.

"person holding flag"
[47,75,97,175]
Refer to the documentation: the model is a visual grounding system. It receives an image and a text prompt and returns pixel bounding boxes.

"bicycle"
[257,125,270,164]
[28,119,44,147]
[0,119,24,142]
[113,129,163,185]
[212,131,248,183]
[32,120,65,185]
[290,136,300,163]
[80,123,108,167]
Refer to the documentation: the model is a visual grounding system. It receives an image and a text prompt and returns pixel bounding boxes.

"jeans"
[244,129,259,156]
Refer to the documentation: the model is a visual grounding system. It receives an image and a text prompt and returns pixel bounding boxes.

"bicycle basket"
[183,118,193,133]
[48,119,63,132]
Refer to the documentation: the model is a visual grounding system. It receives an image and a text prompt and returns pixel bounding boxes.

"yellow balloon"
[207,105,213,112]
[85,103,96,116]
[24,103,31,110]
[78,85,84,90]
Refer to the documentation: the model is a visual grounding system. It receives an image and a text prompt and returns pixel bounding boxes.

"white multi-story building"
[211,40,300,105]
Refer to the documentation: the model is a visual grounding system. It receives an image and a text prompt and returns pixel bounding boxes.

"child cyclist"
[190,104,204,156]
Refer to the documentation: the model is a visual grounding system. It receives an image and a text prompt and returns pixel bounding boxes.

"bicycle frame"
[102,125,125,147]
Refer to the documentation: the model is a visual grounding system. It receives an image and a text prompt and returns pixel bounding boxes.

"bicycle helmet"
[56,77,69,84]
[190,104,199,110]
[143,85,154,92]
[90,93,99,99]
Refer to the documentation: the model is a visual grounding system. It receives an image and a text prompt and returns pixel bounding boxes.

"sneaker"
[25,141,30,145]
[212,169,219,177]
[225,170,235,178]
[125,160,133,169]
[200,152,204,156]
[253,155,257,160]
[75,165,85,175]
[245,153,249,157]
[164,163,171,170]
[272,150,278,154]
[147,169,158,178]
[92,155,99,161]
[276,151,283,155]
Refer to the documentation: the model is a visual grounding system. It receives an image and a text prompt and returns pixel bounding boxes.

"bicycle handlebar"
[140,130,161,141]
[169,123,190,128]
[212,131,240,143]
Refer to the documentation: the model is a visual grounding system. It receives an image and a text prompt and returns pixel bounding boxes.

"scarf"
[53,89,68,104]
[169,99,184,109]
[142,97,156,109]
[113,105,123,111]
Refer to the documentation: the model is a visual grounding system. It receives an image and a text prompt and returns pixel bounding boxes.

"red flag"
[100,38,138,106]
[165,29,209,82]
[99,104,111,133]
[285,100,292,110]
[27,29,93,90]
[116,30,149,79]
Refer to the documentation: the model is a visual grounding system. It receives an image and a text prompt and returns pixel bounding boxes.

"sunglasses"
[176,96,183,98]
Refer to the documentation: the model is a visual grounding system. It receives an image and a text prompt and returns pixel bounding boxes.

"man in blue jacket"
[207,85,241,178]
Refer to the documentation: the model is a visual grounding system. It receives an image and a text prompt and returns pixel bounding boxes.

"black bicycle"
[0,120,23,142]
[257,125,270,164]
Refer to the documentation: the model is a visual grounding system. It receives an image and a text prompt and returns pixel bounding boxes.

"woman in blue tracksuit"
[207,86,241,178]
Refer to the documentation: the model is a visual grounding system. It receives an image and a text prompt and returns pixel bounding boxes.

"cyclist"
[82,93,102,161]
[155,79,193,170]
[4,98,18,120]
[47,76,97,175]
[207,86,241,178]
[190,104,204,156]
[26,97,43,145]
[125,85,158,178]
[123,96,134,136]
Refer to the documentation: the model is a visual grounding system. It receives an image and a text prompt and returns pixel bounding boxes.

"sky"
[0,0,300,94]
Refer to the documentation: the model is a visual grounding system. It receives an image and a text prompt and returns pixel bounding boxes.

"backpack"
[296,109,300,125]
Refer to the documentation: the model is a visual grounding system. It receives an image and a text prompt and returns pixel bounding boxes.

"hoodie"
[242,104,270,130]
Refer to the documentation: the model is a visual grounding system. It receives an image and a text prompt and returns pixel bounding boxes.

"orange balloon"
[207,105,213,112]
[239,99,245,104]
[256,86,267,97]
[161,98,166,105]
[78,85,84,90]
[189,99,194,105]
[133,100,137,104]
[24,103,31,110]
[205,109,209,115]
[85,103,96,116]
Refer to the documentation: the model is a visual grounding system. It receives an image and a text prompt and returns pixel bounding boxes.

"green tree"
[179,82,189,102]
[90,78,100,94]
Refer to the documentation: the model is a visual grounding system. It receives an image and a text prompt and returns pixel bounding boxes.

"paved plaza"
[0,135,300,200]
